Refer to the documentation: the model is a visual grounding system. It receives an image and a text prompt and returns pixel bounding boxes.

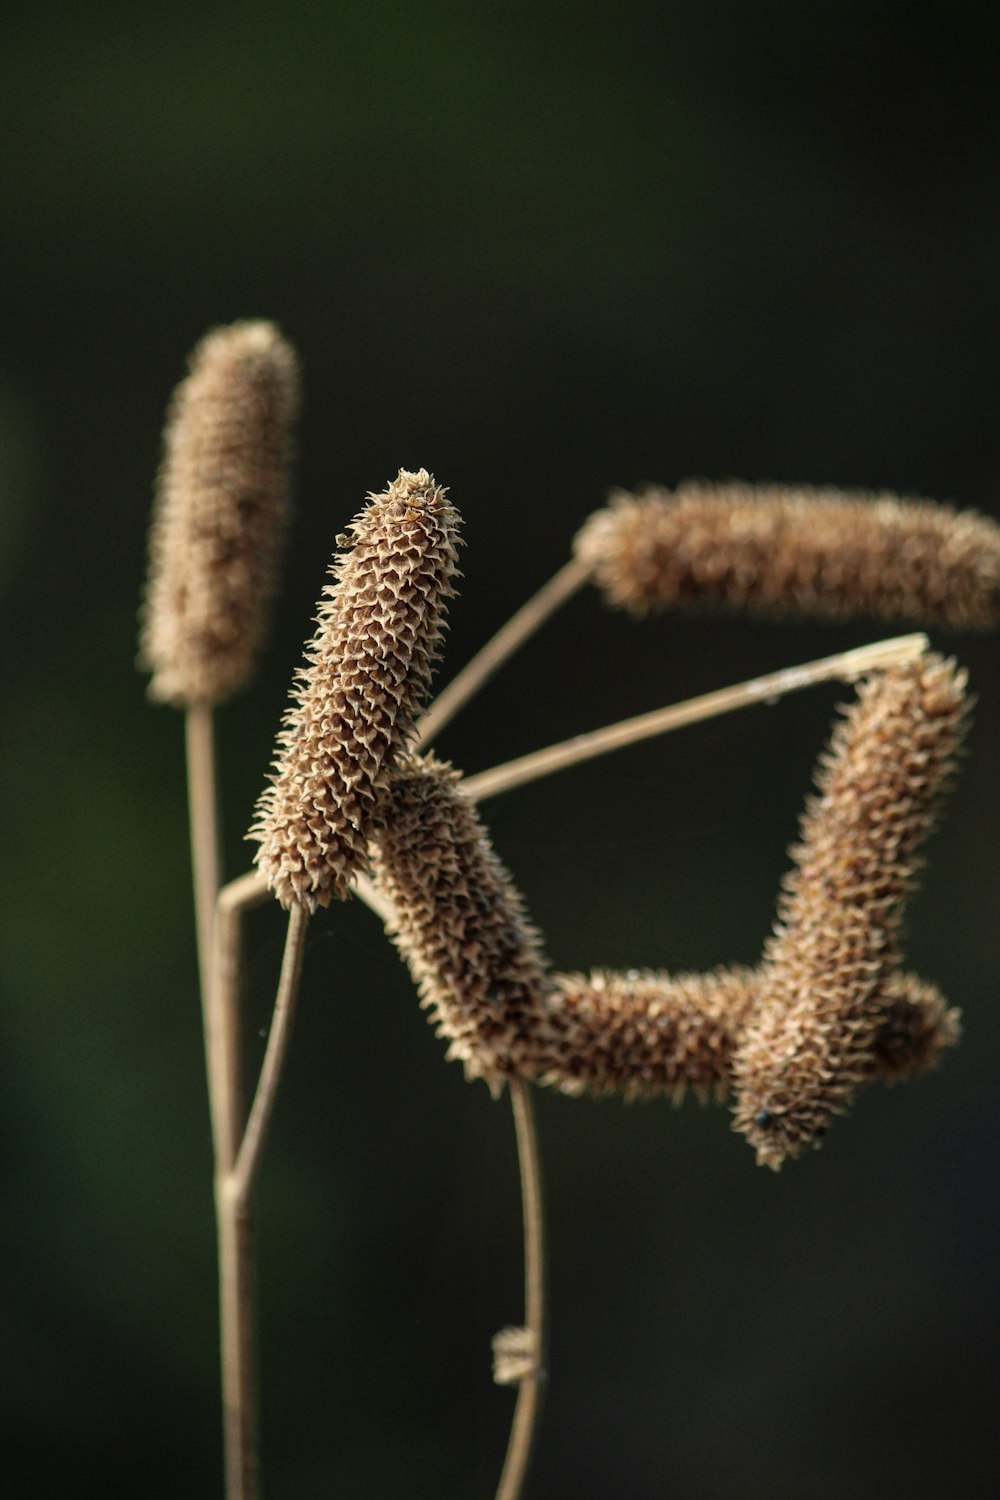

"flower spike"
[140,320,300,706]
[251,470,461,910]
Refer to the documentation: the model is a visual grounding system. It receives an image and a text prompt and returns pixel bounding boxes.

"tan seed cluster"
[530,966,757,1103]
[575,481,1000,631]
[251,472,460,910]
[517,965,957,1109]
[369,753,550,1094]
[731,654,969,1168]
[140,321,300,706]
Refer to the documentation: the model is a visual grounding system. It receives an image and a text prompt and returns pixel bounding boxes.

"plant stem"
[416,557,590,747]
[463,633,929,804]
[495,1078,547,1500]
[186,700,221,1025]
[210,893,311,1500]
[210,886,255,1499]
[231,904,310,1204]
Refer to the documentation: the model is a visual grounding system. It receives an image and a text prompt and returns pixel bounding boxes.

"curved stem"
[495,1078,547,1500]
[416,558,590,748]
[464,633,929,804]
[231,903,310,1204]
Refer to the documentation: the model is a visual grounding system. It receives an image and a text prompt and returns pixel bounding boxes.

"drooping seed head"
[251,471,461,910]
[732,654,969,1168]
[575,482,1000,631]
[369,752,549,1094]
[140,320,300,705]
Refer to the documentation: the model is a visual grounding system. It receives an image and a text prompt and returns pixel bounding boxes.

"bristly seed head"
[731,653,969,1168]
[369,752,549,1094]
[250,470,461,911]
[575,481,1000,632]
[140,320,300,706]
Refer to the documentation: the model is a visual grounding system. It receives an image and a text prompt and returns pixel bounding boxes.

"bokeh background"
[2,3,998,1496]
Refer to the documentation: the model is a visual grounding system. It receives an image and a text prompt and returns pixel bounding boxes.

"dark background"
[2,3,998,1496]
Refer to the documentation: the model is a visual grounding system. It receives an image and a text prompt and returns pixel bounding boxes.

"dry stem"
[463,633,929,803]
[186,701,221,1020]
[416,557,590,747]
[495,1077,547,1500]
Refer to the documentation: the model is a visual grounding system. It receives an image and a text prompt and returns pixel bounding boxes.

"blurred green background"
[2,2,998,1496]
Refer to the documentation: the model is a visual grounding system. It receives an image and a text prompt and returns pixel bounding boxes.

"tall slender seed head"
[732,654,969,1168]
[576,482,1000,631]
[251,471,461,911]
[369,752,550,1095]
[140,321,300,705]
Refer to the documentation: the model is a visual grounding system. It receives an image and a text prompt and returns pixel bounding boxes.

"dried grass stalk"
[576,482,1000,630]
[731,654,969,1168]
[369,753,549,1094]
[251,471,460,910]
[141,321,300,706]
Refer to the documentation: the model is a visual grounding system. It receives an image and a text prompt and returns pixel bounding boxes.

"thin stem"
[186,700,221,1009]
[463,633,929,804]
[210,887,255,1500]
[416,557,590,748]
[219,867,271,917]
[495,1078,547,1500]
[231,904,310,1204]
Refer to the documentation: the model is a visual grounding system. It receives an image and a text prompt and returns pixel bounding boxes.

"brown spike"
[576,482,1000,631]
[251,471,461,910]
[369,753,549,1094]
[140,320,299,706]
[732,654,969,1168]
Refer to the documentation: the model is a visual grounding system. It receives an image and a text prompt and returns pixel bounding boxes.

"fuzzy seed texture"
[576,482,1000,631]
[251,472,460,910]
[369,753,550,1094]
[524,964,957,1109]
[731,655,969,1168]
[141,321,300,705]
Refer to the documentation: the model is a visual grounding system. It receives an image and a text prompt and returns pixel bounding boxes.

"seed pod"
[732,654,969,1168]
[369,753,549,1094]
[140,320,299,705]
[251,471,461,910]
[520,965,957,1109]
[575,482,1000,631]
[531,966,757,1103]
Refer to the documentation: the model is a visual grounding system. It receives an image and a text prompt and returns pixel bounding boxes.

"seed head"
[531,966,757,1103]
[140,320,299,705]
[732,654,969,1168]
[251,472,460,910]
[369,753,549,1094]
[576,482,1000,631]
[519,965,957,1111]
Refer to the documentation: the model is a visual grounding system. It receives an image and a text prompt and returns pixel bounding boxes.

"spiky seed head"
[140,320,299,706]
[867,972,962,1082]
[732,654,969,1168]
[517,965,956,1111]
[575,482,1000,631]
[531,966,758,1104]
[369,753,549,1094]
[251,471,461,911]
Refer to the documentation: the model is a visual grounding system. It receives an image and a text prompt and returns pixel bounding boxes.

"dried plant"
[141,320,299,708]
[140,324,994,1500]
[576,480,1000,629]
[250,469,460,910]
